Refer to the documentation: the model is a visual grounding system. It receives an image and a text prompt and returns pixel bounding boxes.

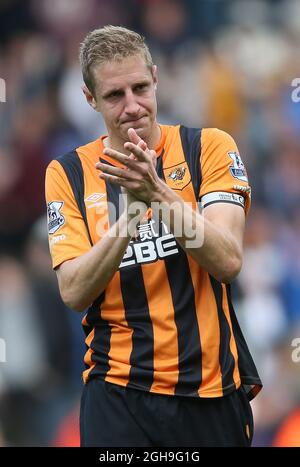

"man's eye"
[135,84,147,91]
[108,91,122,98]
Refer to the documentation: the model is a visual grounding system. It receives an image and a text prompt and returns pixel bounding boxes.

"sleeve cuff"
[200,191,245,209]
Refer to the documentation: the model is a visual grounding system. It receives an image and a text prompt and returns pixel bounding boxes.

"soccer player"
[45,26,262,447]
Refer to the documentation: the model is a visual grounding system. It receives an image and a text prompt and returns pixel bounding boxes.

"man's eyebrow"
[133,79,151,86]
[132,78,151,88]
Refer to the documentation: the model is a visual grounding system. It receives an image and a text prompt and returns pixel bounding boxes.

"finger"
[140,140,148,151]
[128,128,151,154]
[128,127,142,145]
[97,155,139,173]
[135,138,154,158]
[138,139,146,149]
[124,142,148,161]
[99,173,128,186]
[99,173,140,191]
[100,148,130,166]
[97,162,136,180]
[128,139,147,161]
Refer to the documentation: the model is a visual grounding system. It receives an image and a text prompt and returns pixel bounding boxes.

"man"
[45,25,262,447]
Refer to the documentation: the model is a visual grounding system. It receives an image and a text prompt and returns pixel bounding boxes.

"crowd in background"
[1,0,300,446]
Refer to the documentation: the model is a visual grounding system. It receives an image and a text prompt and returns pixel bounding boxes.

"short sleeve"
[199,128,251,215]
[45,160,91,269]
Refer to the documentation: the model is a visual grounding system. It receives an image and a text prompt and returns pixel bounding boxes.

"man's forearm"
[57,209,145,311]
[152,183,243,283]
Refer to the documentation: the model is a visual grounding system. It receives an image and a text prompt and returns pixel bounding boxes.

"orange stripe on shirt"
[101,272,133,387]
[142,261,179,395]
[188,258,223,397]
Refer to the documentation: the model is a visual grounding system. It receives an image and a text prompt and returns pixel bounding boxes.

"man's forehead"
[94,55,152,88]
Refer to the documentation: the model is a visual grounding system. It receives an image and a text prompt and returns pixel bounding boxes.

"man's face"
[93,55,158,143]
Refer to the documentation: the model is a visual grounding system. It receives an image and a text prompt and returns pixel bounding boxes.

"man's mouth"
[122,116,146,124]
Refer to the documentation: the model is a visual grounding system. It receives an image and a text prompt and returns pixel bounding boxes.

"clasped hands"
[96,128,163,206]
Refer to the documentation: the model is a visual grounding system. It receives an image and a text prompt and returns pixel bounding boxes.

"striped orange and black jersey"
[45,125,262,400]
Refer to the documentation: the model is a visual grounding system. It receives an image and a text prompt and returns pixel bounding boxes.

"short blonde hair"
[79,25,153,96]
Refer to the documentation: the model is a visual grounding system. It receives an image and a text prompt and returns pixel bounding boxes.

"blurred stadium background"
[1,0,300,447]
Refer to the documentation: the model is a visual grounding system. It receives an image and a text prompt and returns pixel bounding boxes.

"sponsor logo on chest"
[120,219,179,268]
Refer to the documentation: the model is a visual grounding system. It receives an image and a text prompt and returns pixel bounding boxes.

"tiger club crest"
[163,161,191,190]
[169,167,186,181]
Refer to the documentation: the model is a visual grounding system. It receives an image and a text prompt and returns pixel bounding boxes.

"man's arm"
[46,135,147,311]
[56,202,146,312]
[153,187,245,283]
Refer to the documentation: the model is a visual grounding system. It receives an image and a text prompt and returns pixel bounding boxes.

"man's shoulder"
[76,136,103,157]
[47,136,103,171]
[201,127,236,145]
[160,125,236,152]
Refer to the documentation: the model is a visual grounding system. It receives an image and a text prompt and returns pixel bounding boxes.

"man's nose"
[124,90,140,114]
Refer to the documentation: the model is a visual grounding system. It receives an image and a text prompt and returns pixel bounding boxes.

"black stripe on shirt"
[164,247,203,396]
[56,150,93,245]
[86,292,112,380]
[99,158,124,224]
[119,267,154,390]
[209,276,236,395]
[226,284,262,400]
[155,149,164,179]
[179,126,202,201]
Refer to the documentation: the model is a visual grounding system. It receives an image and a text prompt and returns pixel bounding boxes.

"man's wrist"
[150,179,169,203]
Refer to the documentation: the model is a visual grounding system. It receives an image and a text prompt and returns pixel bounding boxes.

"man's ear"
[82,84,98,110]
